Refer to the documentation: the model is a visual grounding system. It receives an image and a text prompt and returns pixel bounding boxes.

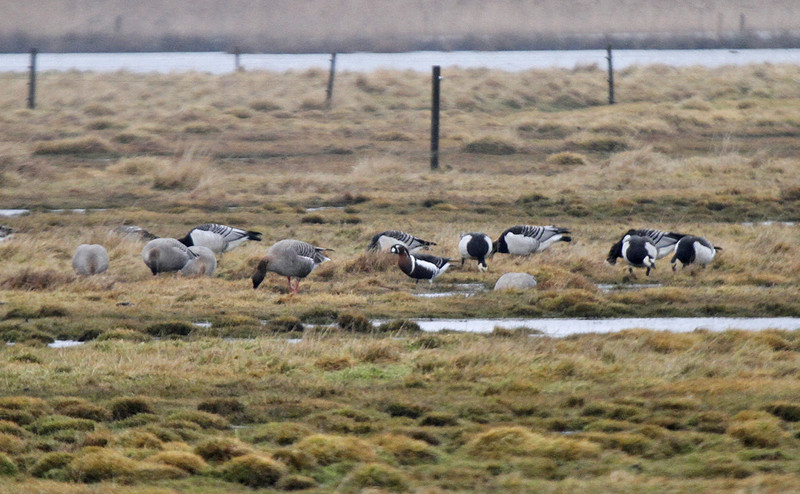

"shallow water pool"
[413,317,800,337]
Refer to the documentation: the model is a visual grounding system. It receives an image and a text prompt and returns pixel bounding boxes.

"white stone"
[494,272,537,291]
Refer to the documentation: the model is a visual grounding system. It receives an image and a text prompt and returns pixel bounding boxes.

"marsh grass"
[1,64,800,491]
[0,333,798,490]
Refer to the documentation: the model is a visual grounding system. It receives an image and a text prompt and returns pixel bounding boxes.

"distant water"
[415,317,800,337]
[0,49,799,74]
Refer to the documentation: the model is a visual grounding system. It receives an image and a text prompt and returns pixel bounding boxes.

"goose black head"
[389,244,409,256]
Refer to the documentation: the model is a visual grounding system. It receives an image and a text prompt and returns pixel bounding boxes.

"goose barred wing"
[632,228,684,248]
[415,253,451,269]
[195,223,260,242]
[290,240,331,263]
[515,225,570,240]
[368,230,435,251]
[630,229,686,258]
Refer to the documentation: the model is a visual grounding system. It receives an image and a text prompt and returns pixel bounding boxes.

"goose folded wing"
[415,253,450,269]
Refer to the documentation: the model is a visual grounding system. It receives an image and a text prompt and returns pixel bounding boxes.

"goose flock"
[3,219,720,292]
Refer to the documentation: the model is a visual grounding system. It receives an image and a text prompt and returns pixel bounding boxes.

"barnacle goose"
[607,228,686,264]
[495,225,571,256]
[179,223,262,254]
[671,235,721,271]
[458,232,494,271]
[621,234,658,276]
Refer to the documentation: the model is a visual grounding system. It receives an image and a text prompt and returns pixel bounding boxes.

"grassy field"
[0,63,800,491]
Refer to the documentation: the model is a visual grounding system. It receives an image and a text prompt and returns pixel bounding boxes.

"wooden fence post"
[430,65,441,170]
[325,53,336,108]
[233,46,241,71]
[606,45,615,105]
[27,48,37,109]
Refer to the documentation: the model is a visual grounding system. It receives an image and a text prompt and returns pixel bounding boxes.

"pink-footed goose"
[142,238,198,275]
[72,244,110,275]
[181,246,217,276]
[252,239,331,293]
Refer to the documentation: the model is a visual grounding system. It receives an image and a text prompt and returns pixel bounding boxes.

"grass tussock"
[33,136,115,156]
[152,155,211,191]
[148,450,208,474]
[546,151,587,166]
[194,437,252,462]
[727,414,786,448]
[295,434,377,465]
[463,136,517,155]
[68,450,139,483]
[221,454,287,488]
[374,433,439,464]
[465,426,600,460]
[110,397,153,420]
[340,462,410,493]
[243,422,314,446]
[1,270,74,291]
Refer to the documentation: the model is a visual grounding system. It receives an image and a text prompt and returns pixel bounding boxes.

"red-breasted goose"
[390,243,451,284]
[368,230,436,252]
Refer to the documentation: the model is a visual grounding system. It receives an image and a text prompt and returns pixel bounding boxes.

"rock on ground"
[494,272,537,290]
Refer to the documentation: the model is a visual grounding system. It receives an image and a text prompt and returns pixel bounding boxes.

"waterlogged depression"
[412,317,800,336]
[31,317,800,348]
